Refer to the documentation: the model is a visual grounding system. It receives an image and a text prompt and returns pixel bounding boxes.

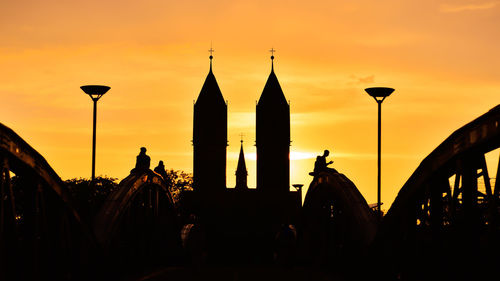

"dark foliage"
[162,169,193,205]
[64,176,119,223]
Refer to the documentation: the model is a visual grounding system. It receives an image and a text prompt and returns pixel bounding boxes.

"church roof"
[257,59,287,107]
[195,58,225,106]
[236,142,247,175]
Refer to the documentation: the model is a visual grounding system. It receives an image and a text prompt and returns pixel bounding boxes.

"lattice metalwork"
[378,105,500,280]
[0,123,96,280]
[93,170,182,275]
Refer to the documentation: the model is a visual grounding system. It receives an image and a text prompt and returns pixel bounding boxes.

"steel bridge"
[94,169,182,276]
[377,105,500,280]
[302,170,378,267]
[0,123,98,280]
[0,123,181,280]
[0,104,498,280]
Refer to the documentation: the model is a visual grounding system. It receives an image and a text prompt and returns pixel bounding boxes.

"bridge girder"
[0,123,97,280]
[378,105,500,280]
[94,170,182,274]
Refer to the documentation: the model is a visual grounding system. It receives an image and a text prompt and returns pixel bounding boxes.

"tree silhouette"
[64,176,119,222]
[162,169,193,204]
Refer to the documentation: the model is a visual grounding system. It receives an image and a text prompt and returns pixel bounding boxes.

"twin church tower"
[193,52,290,194]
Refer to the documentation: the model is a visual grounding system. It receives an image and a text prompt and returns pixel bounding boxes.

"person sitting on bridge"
[154,160,169,180]
[312,149,337,175]
[131,147,151,173]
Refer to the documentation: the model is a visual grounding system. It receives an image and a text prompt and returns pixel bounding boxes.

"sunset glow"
[2,0,499,207]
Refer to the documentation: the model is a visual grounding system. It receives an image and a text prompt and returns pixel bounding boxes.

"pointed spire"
[257,49,287,107]
[235,137,248,189]
[236,141,247,172]
[195,46,225,106]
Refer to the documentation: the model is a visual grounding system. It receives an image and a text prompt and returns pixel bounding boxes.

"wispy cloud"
[229,151,419,161]
[441,2,498,13]
[228,112,254,129]
[333,153,422,160]
[230,151,318,161]
[348,74,375,85]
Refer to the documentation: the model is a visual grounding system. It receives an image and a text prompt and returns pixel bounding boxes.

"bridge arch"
[0,123,97,280]
[378,105,500,280]
[94,170,182,273]
[302,170,377,266]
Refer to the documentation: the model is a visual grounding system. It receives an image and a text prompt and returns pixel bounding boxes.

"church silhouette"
[181,52,301,264]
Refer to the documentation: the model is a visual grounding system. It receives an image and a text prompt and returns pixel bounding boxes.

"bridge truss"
[378,105,500,280]
[0,123,97,280]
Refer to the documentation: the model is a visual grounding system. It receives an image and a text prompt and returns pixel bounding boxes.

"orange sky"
[1,0,499,208]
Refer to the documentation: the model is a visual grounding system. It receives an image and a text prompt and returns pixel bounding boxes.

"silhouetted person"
[313,149,337,174]
[131,147,150,173]
[154,160,168,180]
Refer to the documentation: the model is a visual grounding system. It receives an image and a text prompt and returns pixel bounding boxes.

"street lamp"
[80,85,110,181]
[365,87,394,219]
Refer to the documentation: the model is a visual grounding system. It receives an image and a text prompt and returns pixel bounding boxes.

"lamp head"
[81,85,110,101]
[365,87,394,102]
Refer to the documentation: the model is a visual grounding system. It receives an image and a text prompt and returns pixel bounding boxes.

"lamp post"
[80,85,110,181]
[365,87,394,219]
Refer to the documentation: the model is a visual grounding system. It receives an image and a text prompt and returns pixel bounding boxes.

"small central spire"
[235,135,248,189]
[239,132,245,144]
[269,48,276,71]
[209,45,215,71]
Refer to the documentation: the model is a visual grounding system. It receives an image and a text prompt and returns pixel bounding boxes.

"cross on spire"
[208,44,214,71]
[269,48,276,71]
[239,133,245,144]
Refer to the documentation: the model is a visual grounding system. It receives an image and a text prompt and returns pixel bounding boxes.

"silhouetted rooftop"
[195,63,225,106]
[257,68,287,107]
[236,142,247,175]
